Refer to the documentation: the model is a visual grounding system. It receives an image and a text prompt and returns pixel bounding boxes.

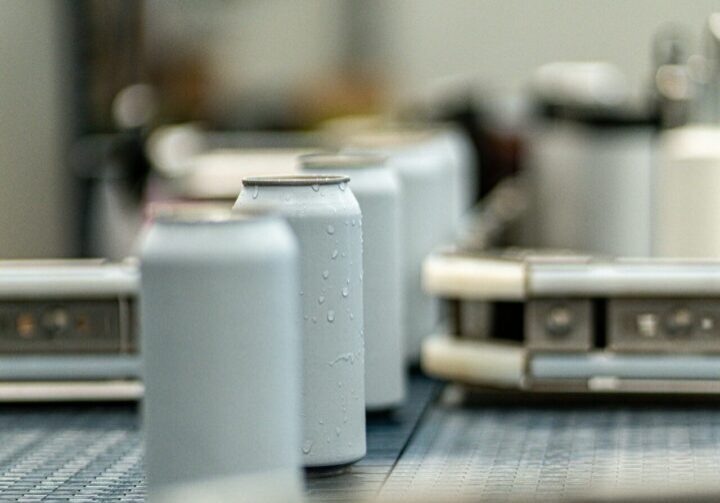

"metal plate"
[3,377,720,501]
[0,377,438,502]
[380,389,720,501]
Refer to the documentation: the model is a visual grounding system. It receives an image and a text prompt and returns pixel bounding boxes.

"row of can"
[139,128,477,500]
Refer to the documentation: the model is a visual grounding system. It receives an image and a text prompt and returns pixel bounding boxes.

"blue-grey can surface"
[345,131,455,363]
[301,153,405,411]
[140,206,303,501]
[236,174,366,468]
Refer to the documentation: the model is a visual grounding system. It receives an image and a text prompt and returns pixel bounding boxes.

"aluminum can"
[653,126,720,257]
[524,121,653,256]
[345,131,455,363]
[301,153,405,411]
[140,205,303,501]
[235,175,366,468]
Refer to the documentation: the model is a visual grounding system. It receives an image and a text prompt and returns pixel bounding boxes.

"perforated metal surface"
[380,390,720,501]
[0,404,143,502]
[1,381,720,501]
[0,377,437,502]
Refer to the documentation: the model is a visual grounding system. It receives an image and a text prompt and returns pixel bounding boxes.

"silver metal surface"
[607,298,720,352]
[0,299,135,354]
[380,392,720,501]
[529,260,720,297]
[530,352,720,380]
[0,376,719,500]
[525,300,593,351]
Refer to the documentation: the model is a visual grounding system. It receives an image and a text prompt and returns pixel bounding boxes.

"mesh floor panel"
[380,389,720,501]
[1,380,720,501]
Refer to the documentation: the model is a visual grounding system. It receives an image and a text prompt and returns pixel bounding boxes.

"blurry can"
[301,153,405,411]
[235,175,366,469]
[174,149,315,201]
[653,126,720,257]
[140,205,303,501]
[345,131,455,363]
[524,121,654,256]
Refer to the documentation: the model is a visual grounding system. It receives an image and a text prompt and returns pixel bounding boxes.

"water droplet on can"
[318,295,325,305]
[326,225,335,235]
[331,249,338,259]
[302,440,313,454]
[339,182,347,191]
[322,270,330,279]
[327,310,335,323]
[252,186,259,199]
[342,287,349,297]
[311,184,320,192]
[335,427,341,437]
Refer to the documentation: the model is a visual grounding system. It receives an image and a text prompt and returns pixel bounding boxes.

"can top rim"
[150,203,272,224]
[345,129,435,149]
[299,152,386,170]
[242,174,350,187]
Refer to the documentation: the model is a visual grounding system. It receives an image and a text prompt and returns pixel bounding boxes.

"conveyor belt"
[2,378,720,501]
[0,376,438,502]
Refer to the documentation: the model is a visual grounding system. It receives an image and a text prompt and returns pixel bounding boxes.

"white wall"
[0,1,73,258]
[380,0,720,99]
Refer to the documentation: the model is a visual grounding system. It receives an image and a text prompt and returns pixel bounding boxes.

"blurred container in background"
[301,153,406,411]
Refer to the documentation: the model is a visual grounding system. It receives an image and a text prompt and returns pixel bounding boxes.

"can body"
[302,155,405,410]
[346,133,456,363]
[235,175,366,468]
[524,121,653,256]
[653,126,720,257]
[140,211,303,500]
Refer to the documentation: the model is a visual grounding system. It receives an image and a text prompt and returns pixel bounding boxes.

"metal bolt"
[666,307,693,336]
[42,308,69,334]
[16,313,36,339]
[545,306,573,337]
[636,313,659,338]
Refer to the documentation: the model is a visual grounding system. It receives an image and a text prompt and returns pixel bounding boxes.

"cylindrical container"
[235,175,366,469]
[345,131,455,363]
[524,120,654,256]
[653,126,720,257]
[140,206,303,501]
[301,154,405,411]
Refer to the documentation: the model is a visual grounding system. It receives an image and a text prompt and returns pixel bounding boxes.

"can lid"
[149,202,272,224]
[242,174,350,187]
[345,129,435,149]
[299,152,386,170]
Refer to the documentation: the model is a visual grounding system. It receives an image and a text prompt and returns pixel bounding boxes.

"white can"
[301,153,405,411]
[346,131,455,363]
[235,175,366,469]
[653,126,720,257]
[139,206,303,501]
[524,120,654,256]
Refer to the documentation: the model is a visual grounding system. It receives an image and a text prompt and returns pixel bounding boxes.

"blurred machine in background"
[4,1,720,261]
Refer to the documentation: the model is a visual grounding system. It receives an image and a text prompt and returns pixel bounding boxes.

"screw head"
[545,306,573,336]
[666,307,693,336]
